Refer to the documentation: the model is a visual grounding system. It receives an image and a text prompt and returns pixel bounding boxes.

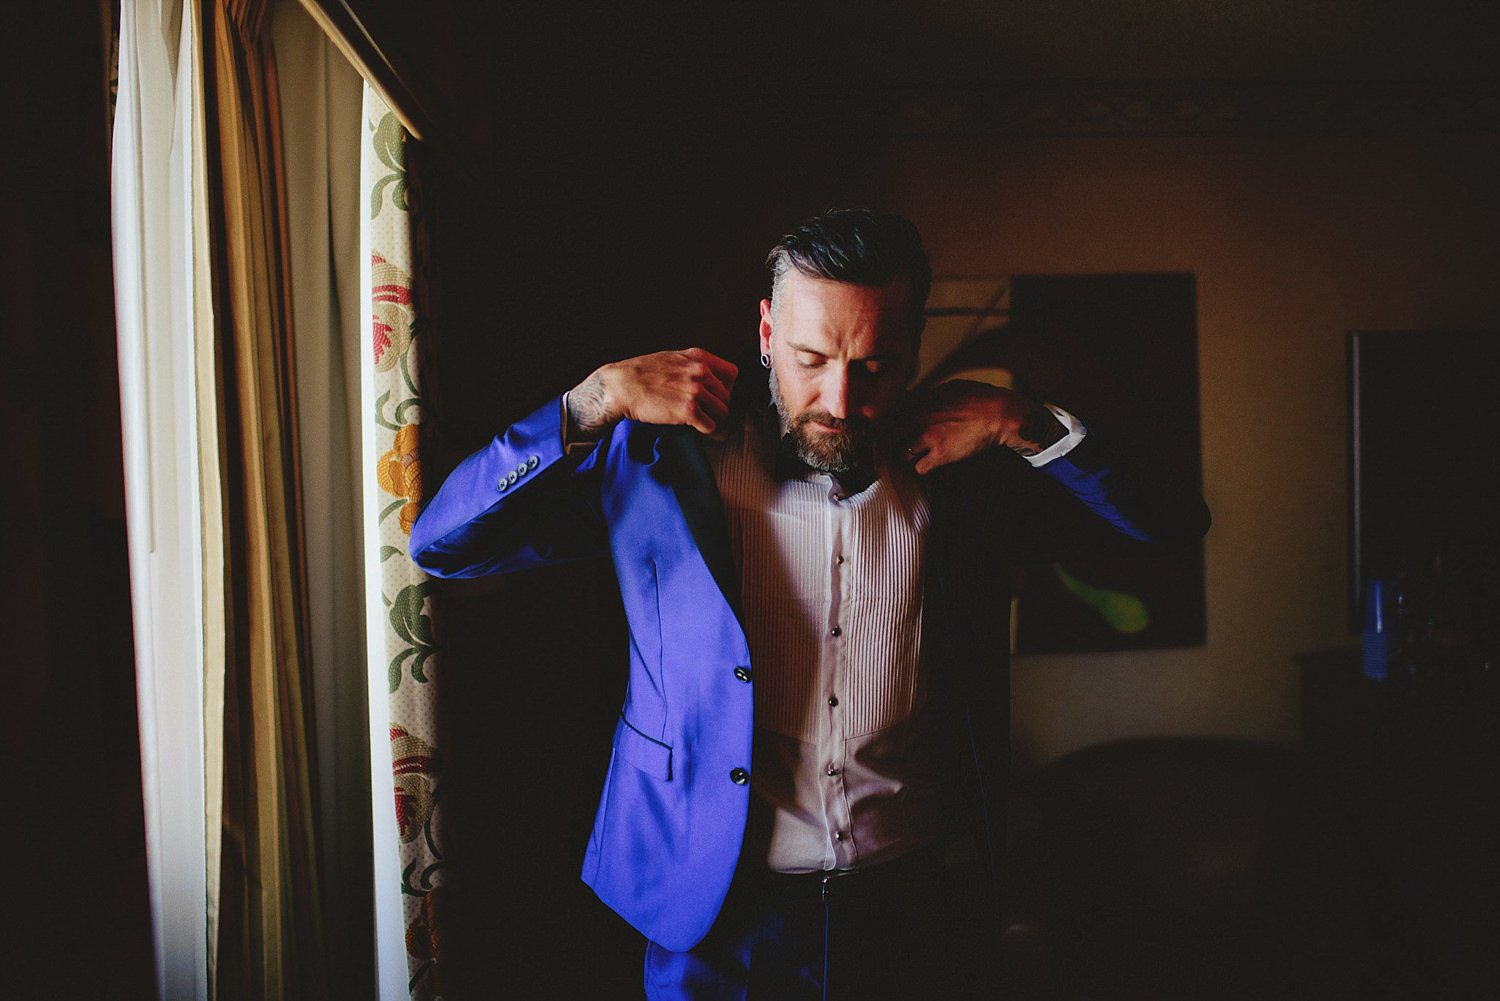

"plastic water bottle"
[1362,577,1392,681]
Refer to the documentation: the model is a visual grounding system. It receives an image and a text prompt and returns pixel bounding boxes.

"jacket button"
[507,469,519,484]
[497,479,509,492]
[528,455,540,469]
[730,768,750,785]
[733,666,752,682]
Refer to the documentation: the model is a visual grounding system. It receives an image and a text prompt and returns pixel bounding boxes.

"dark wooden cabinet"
[1298,647,1499,1001]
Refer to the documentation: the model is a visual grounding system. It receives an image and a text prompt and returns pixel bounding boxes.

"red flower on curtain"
[391,724,439,844]
[371,252,413,371]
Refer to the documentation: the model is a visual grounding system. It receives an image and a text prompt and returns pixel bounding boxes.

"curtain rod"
[293,0,487,193]
[293,0,432,142]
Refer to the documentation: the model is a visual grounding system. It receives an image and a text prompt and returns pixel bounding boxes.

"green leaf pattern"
[365,88,446,999]
[370,112,409,219]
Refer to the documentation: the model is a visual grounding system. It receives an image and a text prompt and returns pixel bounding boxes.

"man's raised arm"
[565,348,738,438]
[896,378,1072,474]
[409,348,737,578]
[899,377,1209,556]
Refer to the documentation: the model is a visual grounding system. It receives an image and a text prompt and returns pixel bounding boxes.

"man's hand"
[567,348,738,437]
[896,379,1067,474]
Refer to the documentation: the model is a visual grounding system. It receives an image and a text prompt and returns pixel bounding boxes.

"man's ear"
[758,299,774,358]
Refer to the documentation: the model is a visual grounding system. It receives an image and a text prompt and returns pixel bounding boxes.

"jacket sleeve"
[408,395,610,578]
[941,426,1210,569]
[1031,430,1210,553]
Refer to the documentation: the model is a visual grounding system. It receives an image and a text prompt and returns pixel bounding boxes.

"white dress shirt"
[706,404,1085,873]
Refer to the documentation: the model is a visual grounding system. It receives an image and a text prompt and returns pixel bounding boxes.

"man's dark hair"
[766,209,932,337]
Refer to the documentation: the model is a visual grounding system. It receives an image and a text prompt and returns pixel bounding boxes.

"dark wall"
[3,3,154,998]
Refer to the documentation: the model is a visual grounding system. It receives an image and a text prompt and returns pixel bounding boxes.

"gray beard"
[768,364,875,474]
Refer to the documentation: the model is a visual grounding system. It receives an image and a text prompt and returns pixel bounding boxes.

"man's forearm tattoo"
[1008,406,1067,457]
[567,371,610,433]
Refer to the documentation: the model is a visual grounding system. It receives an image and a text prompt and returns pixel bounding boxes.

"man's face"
[759,270,917,473]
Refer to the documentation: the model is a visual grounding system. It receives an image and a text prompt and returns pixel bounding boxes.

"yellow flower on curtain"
[377,423,423,534]
[404,884,450,998]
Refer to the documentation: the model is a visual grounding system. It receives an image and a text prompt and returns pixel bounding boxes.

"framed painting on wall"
[921,274,1206,654]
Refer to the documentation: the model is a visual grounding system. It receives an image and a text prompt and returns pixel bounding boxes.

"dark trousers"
[644,847,996,1000]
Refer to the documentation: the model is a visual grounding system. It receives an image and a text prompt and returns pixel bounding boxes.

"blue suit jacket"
[410,383,1209,951]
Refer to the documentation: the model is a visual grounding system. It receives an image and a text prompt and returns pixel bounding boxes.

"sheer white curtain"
[111,1,218,998]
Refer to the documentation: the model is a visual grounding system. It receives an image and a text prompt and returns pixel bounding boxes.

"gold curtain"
[200,1,327,997]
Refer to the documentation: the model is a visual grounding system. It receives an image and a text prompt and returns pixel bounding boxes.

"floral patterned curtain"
[362,85,447,999]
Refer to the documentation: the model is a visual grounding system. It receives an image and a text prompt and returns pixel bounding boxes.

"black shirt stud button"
[730,768,750,785]
[733,666,752,682]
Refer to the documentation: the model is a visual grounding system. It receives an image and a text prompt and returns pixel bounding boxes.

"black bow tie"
[771,433,878,496]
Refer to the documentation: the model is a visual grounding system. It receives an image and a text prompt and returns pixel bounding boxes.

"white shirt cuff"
[1023,404,1087,467]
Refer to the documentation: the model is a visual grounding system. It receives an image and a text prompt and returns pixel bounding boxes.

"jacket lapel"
[656,426,746,629]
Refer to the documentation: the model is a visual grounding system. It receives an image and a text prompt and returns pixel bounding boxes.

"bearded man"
[411,209,1209,999]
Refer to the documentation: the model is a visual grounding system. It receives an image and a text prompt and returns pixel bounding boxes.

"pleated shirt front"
[708,412,943,873]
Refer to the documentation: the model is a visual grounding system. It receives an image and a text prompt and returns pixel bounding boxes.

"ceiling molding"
[643,80,1500,139]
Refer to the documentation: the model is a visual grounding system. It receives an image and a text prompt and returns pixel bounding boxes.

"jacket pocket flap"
[612,715,673,781]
